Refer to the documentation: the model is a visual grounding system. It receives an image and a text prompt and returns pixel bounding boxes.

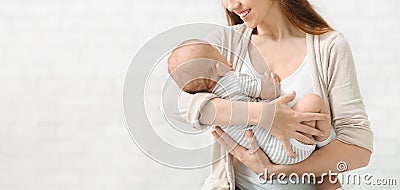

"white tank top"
[234,34,317,190]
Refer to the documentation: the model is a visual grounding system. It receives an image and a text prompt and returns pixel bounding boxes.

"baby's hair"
[167,39,223,94]
[167,39,214,74]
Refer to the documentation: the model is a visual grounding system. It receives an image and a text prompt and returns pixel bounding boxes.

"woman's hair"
[225,0,332,35]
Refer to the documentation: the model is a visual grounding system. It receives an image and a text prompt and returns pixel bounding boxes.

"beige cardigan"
[169,24,373,189]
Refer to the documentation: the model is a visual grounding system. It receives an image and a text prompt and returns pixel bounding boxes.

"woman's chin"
[244,21,257,29]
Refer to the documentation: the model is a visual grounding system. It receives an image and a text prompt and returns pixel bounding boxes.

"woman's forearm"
[199,98,274,127]
[274,140,371,177]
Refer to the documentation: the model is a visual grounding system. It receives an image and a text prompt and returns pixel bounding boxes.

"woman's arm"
[324,33,374,152]
[199,97,267,126]
[200,92,327,130]
[274,140,371,176]
[212,128,371,178]
[201,92,327,157]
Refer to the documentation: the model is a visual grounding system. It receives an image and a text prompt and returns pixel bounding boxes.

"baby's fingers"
[270,72,280,83]
[261,72,270,80]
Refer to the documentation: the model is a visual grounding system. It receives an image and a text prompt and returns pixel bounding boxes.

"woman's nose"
[225,0,241,12]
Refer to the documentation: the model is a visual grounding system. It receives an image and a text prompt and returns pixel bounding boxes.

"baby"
[168,39,332,165]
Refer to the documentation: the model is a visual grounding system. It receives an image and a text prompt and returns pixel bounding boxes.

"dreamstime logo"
[258,161,347,185]
[257,161,350,185]
[258,161,398,187]
[256,161,350,185]
[256,164,348,185]
[122,23,270,169]
[336,161,348,172]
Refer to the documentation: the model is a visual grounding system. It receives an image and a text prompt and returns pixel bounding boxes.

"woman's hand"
[201,90,329,158]
[265,91,329,157]
[211,127,276,177]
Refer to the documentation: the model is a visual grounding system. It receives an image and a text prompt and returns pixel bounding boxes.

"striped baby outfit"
[212,71,315,164]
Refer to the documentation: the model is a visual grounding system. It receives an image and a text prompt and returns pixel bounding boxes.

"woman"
[170,0,373,189]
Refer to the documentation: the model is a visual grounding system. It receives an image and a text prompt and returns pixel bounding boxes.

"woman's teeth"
[238,9,251,18]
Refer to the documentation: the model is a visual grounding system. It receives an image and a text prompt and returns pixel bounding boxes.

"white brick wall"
[0,0,399,189]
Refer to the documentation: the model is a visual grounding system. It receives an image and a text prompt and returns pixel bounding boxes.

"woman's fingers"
[213,127,246,157]
[245,130,260,154]
[261,72,269,80]
[297,112,330,122]
[278,137,296,158]
[293,132,318,145]
[211,130,226,146]
[295,123,324,137]
[214,127,238,149]
[212,130,236,154]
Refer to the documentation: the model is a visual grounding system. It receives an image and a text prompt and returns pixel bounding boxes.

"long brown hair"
[225,0,332,35]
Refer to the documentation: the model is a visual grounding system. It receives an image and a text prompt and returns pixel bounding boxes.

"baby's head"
[168,39,231,94]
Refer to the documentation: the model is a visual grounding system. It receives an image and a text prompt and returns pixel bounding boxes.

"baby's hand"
[260,72,280,100]
[228,60,234,71]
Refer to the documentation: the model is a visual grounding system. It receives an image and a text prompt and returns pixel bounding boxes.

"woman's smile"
[236,8,251,20]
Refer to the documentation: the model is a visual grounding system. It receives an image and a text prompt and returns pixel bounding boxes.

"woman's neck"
[254,2,303,41]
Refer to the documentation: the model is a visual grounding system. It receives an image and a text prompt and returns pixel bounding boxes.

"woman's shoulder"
[318,30,350,49]
[311,30,352,55]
